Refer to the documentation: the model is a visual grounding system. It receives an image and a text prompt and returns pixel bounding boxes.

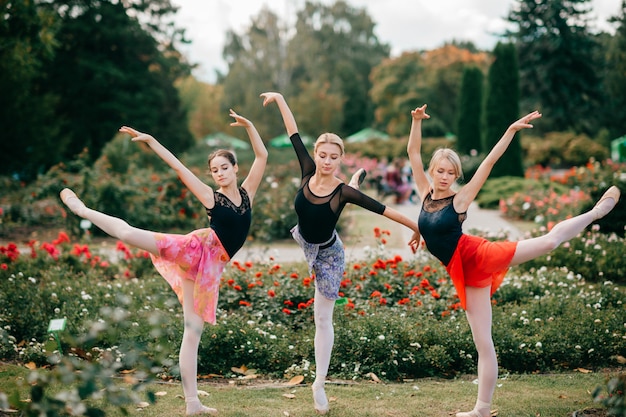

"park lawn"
[1,362,611,417]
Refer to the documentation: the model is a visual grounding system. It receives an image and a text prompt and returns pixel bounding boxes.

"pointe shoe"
[456,410,483,417]
[348,168,367,189]
[357,169,367,185]
[312,381,329,414]
[592,186,620,220]
[60,188,86,216]
[186,403,218,416]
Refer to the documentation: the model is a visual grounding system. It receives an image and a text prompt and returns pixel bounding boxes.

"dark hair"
[208,149,237,167]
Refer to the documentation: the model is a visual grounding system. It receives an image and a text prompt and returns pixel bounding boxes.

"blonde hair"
[314,133,344,156]
[428,148,463,181]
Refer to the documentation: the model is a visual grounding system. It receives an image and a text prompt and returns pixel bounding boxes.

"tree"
[456,66,484,155]
[507,0,601,135]
[288,0,390,136]
[221,7,290,137]
[369,45,490,137]
[0,0,62,180]
[602,1,626,138]
[40,0,193,162]
[484,42,523,178]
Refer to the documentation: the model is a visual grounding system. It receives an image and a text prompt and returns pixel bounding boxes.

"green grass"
[1,363,610,416]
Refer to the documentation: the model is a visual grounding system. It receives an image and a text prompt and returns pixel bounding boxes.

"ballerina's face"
[210,155,238,187]
[431,158,457,191]
[314,143,342,175]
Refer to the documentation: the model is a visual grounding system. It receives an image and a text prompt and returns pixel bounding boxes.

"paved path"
[231,202,522,264]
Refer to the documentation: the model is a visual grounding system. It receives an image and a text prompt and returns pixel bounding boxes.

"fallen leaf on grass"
[155,391,167,397]
[576,368,592,374]
[198,390,210,397]
[286,375,304,385]
[136,402,150,409]
[282,393,296,399]
[24,362,36,370]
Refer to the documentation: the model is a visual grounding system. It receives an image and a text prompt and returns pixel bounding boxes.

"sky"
[172,0,623,83]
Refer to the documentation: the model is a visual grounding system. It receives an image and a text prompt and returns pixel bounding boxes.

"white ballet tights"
[511,197,615,265]
[180,279,217,415]
[459,286,495,417]
[312,288,335,410]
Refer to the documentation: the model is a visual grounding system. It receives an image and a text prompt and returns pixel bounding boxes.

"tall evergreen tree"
[0,0,62,180]
[507,0,601,135]
[603,1,626,138]
[40,0,193,162]
[456,66,484,155]
[484,42,523,178]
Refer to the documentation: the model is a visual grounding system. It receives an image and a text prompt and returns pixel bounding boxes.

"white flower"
[535,342,542,348]
[378,335,385,340]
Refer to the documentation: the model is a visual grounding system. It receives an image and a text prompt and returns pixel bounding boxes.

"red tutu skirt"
[446,234,518,309]
[151,228,230,324]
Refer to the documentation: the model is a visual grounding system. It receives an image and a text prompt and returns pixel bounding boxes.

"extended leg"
[510,186,619,265]
[457,286,495,417]
[312,287,335,414]
[60,188,159,254]
[179,279,216,416]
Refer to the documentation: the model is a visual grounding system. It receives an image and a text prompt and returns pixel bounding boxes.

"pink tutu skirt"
[150,228,230,324]
[446,234,518,309]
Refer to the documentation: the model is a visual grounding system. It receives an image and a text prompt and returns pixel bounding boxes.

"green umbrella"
[346,128,389,143]
[203,132,250,150]
[269,133,313,148]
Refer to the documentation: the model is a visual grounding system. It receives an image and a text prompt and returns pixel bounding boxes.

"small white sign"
[48,318,67,332]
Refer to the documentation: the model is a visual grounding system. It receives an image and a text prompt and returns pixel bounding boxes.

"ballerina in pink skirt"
[60,109,268,415]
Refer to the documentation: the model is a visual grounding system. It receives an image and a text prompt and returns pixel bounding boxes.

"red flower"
[233,285,242,291]
[239,300,251,307]
[227,279,235,286]
[297,302,307,310]
[284,300,294,306]
[0,263,7,270]
[302,277,312,287]
[245,261,253,268]
[267,290,275,298]
[282,308,292,315]
[379,298,387,305]
[370,290,382,298]
[353,264,362,270]
[290,272,299,279]
[384,283,392,290]
[255,272,262,278]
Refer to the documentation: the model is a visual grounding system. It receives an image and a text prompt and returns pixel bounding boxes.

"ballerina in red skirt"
[407,104,620,417]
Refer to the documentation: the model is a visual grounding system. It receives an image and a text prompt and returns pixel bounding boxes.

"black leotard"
[290,132,385,244]
[205,187,251,258]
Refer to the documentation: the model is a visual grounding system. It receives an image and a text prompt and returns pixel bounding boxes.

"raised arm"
[260,91,314,177]
[406,105,431,199]
[119,126,214,208]
[455,110,542,212]
[260,92,298,136]
[229,109,268,203]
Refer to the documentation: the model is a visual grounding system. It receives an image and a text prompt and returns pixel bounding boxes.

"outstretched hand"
[408,231,421,254]
[411,104,430,121]
[260,92,283,107]
[119,126,154,143]
[229,109,252,128]
[509,110,542,132]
